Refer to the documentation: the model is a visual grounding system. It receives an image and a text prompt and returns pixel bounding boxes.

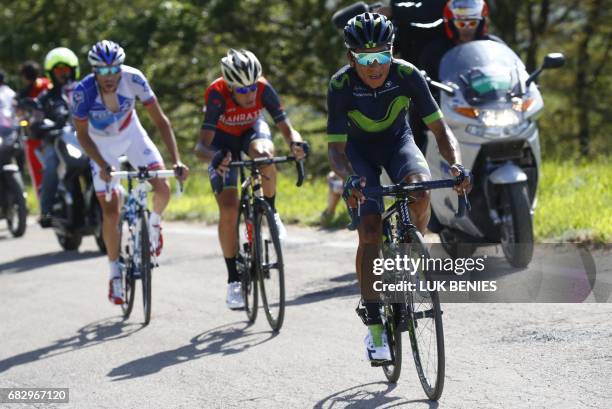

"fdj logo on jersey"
[131,74,150,93]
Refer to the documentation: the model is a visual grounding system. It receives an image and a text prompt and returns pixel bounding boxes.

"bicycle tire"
[403,228,445,401]
[140,211,152,325]
[238,200,258,322]
[382,304,402,383]
[255,200,285,332]
[120,214,136,319]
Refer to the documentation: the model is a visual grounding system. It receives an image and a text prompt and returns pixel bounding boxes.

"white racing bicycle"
[105,167,182,325]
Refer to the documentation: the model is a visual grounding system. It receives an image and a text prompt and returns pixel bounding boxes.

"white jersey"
[71,65,156,138]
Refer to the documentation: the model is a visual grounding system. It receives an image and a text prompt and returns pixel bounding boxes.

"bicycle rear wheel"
[255,200,285,332]
[403,229,445,400]
[237,200,258,322]
[139,211,152,325]
[120,215,136,319]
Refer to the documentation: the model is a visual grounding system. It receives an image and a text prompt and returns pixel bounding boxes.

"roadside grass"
[23,157,610,243]
[534,157,611,244]
[164,166,346,226]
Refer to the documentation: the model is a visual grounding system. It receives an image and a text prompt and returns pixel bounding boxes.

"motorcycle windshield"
[439,40,526,106]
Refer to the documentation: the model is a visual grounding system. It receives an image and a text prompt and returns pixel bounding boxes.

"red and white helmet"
[446,0,487,20]
[443,0,489,41]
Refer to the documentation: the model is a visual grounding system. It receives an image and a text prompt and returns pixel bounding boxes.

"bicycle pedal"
[370,359,394,367]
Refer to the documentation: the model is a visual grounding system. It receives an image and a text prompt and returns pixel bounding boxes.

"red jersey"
[202,77,286,137]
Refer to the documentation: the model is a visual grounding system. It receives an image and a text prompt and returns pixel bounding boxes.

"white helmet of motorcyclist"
[447,0,487,20]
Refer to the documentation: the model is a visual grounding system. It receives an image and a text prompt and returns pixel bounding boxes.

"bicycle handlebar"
[346,175,471,230]
[228,155,306,187]
[105,168,184,202]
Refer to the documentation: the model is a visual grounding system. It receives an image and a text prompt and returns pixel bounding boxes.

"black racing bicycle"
[231,155,305,332]
[106,167,182,326]
[350,175,469,401]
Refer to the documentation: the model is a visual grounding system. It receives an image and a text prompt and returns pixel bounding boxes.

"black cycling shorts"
[346,131,431,215]
[208,118,273,192]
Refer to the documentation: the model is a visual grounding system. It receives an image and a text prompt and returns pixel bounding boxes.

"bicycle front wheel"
[255,200,285,332]
[403,229,445,400]
[120,214,136,319]
[139,211,152,325]
[237,200,258,323]
[382,304,402,383]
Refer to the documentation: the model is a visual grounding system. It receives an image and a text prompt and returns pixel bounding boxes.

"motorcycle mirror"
[542,53,565,69]
[526,52,566,88]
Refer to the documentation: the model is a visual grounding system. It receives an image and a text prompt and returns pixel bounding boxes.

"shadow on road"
[107,321,276,381]
[286,272,358,307]
[313,381,437,408]
[0,317,143,373]
[0,250,102,274]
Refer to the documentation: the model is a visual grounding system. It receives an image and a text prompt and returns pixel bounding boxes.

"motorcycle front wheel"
[500,182,534,268]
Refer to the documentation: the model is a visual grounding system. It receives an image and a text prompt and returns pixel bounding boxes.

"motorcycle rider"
[17,61,50,100]
[419,0,503,84]
[29,47,81,227]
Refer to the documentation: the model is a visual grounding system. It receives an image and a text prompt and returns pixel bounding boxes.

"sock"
[365,302,381,324]
[150,212,161,227]
[109,259,121,280]
[368,324,384,347]
[225,257,239,283]
[264,195,276,212]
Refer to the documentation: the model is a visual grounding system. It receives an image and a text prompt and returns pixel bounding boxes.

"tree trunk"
[575,0,602,156]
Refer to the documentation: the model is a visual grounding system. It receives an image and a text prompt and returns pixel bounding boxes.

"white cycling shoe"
[364,328,391,362]
[273,212,287,240]
[108,277,124,305]
[226,282,245,310]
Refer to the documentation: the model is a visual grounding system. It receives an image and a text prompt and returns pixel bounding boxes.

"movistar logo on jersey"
[348,96,410,133]
[331,73,349,90]
[397,64,414,79]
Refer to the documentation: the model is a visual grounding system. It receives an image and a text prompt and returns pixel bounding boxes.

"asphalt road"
[1,220,611,408]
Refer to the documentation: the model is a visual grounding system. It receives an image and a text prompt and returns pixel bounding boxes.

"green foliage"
[2,0,608,159]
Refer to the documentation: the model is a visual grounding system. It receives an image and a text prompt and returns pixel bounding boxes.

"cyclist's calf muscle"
[215,190,239,258]
[97,194,122,260]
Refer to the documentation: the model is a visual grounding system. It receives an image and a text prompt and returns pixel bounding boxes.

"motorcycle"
[425,40,564,267]
[24,98,105,252]
[0,115,28,237]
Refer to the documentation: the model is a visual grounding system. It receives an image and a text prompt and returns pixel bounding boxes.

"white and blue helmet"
[87,40,126,67]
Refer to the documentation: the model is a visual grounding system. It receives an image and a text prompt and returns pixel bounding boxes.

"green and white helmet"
[44,47,80,80]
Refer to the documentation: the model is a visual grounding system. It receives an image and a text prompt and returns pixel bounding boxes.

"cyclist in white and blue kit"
[72,40,188,305]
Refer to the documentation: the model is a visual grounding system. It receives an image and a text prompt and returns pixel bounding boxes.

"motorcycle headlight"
[481,109,521,127]
[66,143,83,159]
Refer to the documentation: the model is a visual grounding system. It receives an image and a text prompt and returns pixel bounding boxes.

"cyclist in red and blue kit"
[195,49,307,310]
